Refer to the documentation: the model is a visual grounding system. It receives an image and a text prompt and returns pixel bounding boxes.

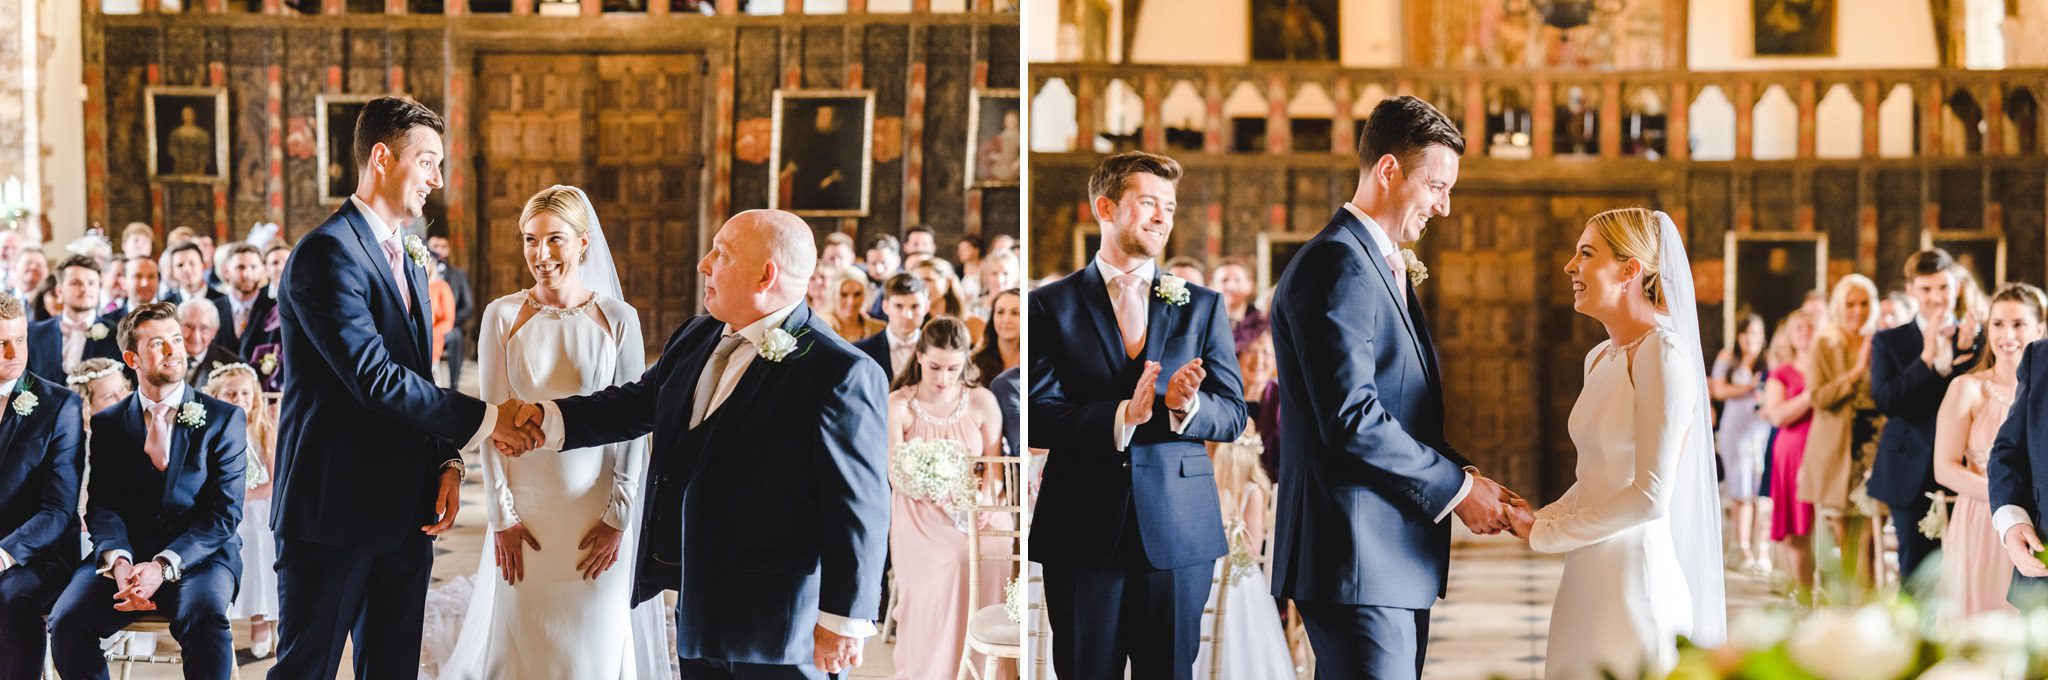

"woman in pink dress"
[1934,283,2048,621]
[1762,309,1818,596]
[886,316,1009,679]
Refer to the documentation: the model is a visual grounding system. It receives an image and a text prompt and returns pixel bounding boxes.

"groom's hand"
[1453,475,1513,535]
[1164,359,1206,412]
[2003,524,2048,578]
[422,467,462,536]
[812,625,864,674]
[1124,361,1162,426]
[491,398,543,456]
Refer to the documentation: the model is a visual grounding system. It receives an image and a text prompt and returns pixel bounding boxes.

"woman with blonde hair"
[1763,308,1819,596]
[824,264,882,341]
[203,363,283,657]
[1797,273,1883,594]
[64,358,129,426]
[1933,283,2048,620]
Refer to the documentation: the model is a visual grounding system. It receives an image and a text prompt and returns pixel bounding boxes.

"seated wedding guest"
[105,257,162,328]
[179,300,242,391]
[865,234,902,321]
[1164,255,1207,288]
[27,255,124,384]
[120,222,155,260]
[970,289,1019,385]
[855,274,930,383]
[821,231,857,270]
[48,301,248,680]
[1211,257,1269,342]
[1193,423,1292,678]
[1881,291,1918,330]
[807,259,836,316]
[910,258,983,338]
[0,294,88,678]
[9,248,46,307]
[1870,249,1985,582]
[956,235,985,298]
[1762,309,1818,597]
[210,243,277,361]
[972,248,1019,320]
[885,316,1008,680]
[162,243,222,307]
[203,362,280,657]
[28,276,58,322]
[825,264,882,341]
[1803,289,1831,332]
[1237,327,1279,482]
[1936,283,2047,621]
[990,365,1019,457]
[1799,274,1882,591]
[902,226,938,262]
[262,243,290,299]
[1711,311,1772,573]
[99,257,127,316]
[68,358,130,426]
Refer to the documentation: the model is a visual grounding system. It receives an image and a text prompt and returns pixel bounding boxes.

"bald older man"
[510,209,891,679]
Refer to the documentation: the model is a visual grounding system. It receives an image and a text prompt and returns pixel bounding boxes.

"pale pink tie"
[1112,274,1148,359]
[1385,252,1409,309]
[144,402,172,472]
[382,237,412,313]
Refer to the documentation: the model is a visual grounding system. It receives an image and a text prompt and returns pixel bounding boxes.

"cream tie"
[691,334,747,427]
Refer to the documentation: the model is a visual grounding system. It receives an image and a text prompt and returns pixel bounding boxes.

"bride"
[440,185,668,679]
[1509,208,1726,679]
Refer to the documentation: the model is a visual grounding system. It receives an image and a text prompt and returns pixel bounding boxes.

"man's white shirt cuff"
[1167,393,1202,434]
[1114,400,1136,451]
[98,549,133,578]
[816,611,878,639]
[1435,471,1475,524]
[1993,505,2035,541]
[540,401,566,451]
[0,547,13,572]
[464,403,500,452]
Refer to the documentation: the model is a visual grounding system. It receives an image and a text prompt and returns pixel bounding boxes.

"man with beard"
[26,256,124,383]
[209,242,277,361]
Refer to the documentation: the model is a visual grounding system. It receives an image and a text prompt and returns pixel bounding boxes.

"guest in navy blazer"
[519,210,890,679]
[26,255,123,385]
[1868,248,1984,580]
[0,294,87,680]
[1990,341,2048,607]
[209,242,277,361]
[1028,151,1246,680]
[99,255,160,328]
[268,97,533,679]
[851,273,928,383]
[47,302,247,680]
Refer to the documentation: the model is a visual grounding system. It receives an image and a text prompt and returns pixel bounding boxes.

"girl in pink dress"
[886,316,1010,679]
[1763,309,1817,596]
[1934,283,2048,621]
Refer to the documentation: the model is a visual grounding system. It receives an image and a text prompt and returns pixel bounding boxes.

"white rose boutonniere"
[12,390,37,417]
[87,323,108,341]
[403,234,433,270]
[1399,249,1429,288]
[1155,274,1190,306]
[758,327,801,363]
[178,402,207,428]
[259,354,278,376]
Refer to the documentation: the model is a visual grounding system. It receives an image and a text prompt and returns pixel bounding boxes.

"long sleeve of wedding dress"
[599,300,647,531]
[1531,333,1700,554]
[478,301,521,531]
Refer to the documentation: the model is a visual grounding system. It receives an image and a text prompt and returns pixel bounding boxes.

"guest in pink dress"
[885,316,1011,680]
[1934,283,2048,621]
[1763,309,1818,595]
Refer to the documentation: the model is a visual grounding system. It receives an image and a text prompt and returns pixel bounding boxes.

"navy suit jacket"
[211,293,278,361]
[555,303,890,666]
[85,390,246,580]
[272,200,485,550]
[1867,320,1981,509]
[990,367,1020,457]
[851,331,893,384]
[1989,341,2048,602]
[1267,209,1472,610]
[25,316,122,385]
[1027,263,1245,571]
[0,375,86,571]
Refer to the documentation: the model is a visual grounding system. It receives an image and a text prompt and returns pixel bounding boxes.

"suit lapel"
[405,252,433,351]
[161,391,195,507]
[666,323,723,430]
[0,381,30,470]
[1076,265,1129,370]
[1141,273,1173,365]
[1332,210,1425,353]
[338,202,425,366]
[689,306,814,484]
[1408,286,1444,392]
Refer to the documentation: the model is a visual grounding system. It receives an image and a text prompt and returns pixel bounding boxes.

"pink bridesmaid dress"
[889,392,1012,680]
[1941,376,2020,620]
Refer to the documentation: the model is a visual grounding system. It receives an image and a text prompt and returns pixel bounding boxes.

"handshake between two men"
[487,400,550,457]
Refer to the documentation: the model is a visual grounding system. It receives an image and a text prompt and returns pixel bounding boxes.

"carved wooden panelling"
[730,26,780,216]
[1938,168,1985,232]
[1815,168,1859,262]
[1752,170,1795,233]
[921,25,972,235]
[1998,168,2045,285]
[1877,169,1923,292]
[862,24,910,246]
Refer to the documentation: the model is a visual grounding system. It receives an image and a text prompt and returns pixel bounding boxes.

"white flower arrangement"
[889,437,974,515]
[759,328,800,362]
[177,402,206,428]
[403,234,433,270]
[1154,274,1190,306]
[258,354,278,376]
[11,390,36,417]
[1400,249,1429,287]
[65,364,121,386]
[87,323,108,341]
[1003,577,1023,624]
[1920,491,1950,540]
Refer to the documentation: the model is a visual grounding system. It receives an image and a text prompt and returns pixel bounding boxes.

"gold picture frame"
[1071,223,1101,271]
[145,85,229,183]
[1921,230,2007,287]
[966,88,1022,188]
[770,89,876,218]
[1257,231,1315,294]
[1724,231,1828,348]
[316,94,389,205]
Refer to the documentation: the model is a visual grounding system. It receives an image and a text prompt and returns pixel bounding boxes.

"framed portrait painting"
[1754,0,1835,57]
[1724,232,1827,348]
[1257,231,1315,294]
[1250,0,1339,62]
[1922,230,2007,286]
[967,89,1022,188]
[770,90,875,218]
[317,94,383,204]
[1071,224,1101,271]
[145,86,229,183]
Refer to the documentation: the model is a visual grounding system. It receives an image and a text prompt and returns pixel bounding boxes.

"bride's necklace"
[910,387,969,426]
[525,288,598,319]
[1601,329,1654,363]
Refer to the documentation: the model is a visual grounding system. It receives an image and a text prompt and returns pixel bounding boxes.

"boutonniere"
[259,354,278,376]
[87,323,108,341]
[403,234,433,270]
[178,401,206,428]
[1155,274,1190,306]
[759,327,812,363]
[12,380,37,417]
[1400,249,1429,287]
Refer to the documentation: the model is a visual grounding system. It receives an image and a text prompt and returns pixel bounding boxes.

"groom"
[1988,339,2048,606]
[269,96,534,678]
[511,209,890,679]
[1268,96,1521,680]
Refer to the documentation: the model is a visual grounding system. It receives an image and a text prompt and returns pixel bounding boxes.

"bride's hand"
[1506,503,1535,542]
[577,521,625,580]
[495,523,541,585]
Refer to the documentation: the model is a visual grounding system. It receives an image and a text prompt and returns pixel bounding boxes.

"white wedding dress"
[438,291,669,680]
[1192,481,1294,679]
[1529,328,1722,680]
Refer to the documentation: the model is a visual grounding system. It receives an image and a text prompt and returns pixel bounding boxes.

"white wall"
[1128,0,1400,66]
[1025,0,1057,62]
[1689,0,1937,70]
[38,0,83,248]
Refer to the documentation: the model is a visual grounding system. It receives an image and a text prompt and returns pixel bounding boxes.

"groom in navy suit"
[269,96,534,678]
[1028,150,1247,680]
[1989,341,2048,606]
[511,209,890,680]
[47,302,247,680]
[0,294,87,679]
[1268,96,1521,680]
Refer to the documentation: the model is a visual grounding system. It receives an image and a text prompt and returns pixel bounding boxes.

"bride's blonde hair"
[519,186,592,263]
[1585,207,1666,312]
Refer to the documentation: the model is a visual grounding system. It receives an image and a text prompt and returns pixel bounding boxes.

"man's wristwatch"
[440,459,467,482]
[153,555,180,582]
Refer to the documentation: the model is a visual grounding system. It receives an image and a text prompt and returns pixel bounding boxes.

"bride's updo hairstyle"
[519,185,592,264]
[894,315,975,392]
[1586,207,1666,312]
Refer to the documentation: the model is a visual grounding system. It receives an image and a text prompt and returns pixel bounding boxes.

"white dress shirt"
[885,327,920,377]
[349,195,499,456]
[1341,203,1476,524]
[537,299,876,639]
[1095,257,1202,451]
[226,289,259,336]
[100,382,190,581]
[59,309,93,374]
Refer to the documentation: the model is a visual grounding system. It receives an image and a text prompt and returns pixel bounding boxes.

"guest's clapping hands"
[1124,361,1162,426]
[1164,359,1206,412]
[2003,524,2048,578]
[577,520,624,580]
[491,398,544,456]
[812,625,865,674]
[495,523,541,585]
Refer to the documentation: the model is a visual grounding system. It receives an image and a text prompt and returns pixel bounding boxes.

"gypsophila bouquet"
[890,437,975,515]
[1003,578,1024,624]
